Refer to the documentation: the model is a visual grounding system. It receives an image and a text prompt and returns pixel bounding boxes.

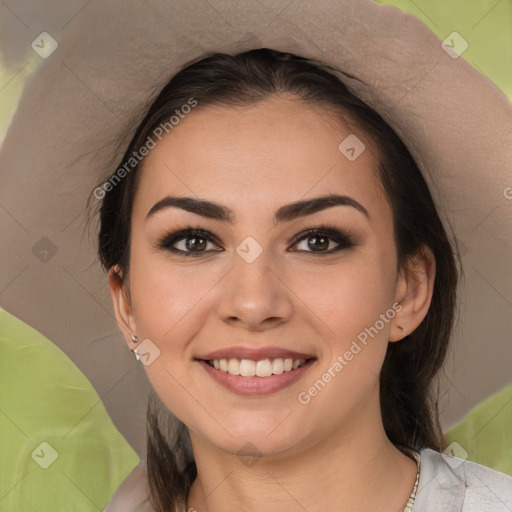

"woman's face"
[112,95,415,458]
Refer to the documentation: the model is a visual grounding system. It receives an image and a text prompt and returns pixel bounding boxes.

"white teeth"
[227,359,240,375]
[272,358,284,374]
[208,357,308,377]
[239,359,256,377]
[255,359,272,377]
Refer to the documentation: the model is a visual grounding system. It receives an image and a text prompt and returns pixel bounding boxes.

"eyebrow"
[145,193,370,226]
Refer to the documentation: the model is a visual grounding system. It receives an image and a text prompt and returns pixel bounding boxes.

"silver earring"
[131,335,141,361]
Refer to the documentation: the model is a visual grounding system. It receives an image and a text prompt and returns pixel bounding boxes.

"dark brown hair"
[90,48,459,512]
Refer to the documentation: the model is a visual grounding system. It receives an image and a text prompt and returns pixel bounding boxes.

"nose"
[216,244,294,332]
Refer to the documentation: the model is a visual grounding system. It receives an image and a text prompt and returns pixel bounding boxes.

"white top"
[103,448,512,511]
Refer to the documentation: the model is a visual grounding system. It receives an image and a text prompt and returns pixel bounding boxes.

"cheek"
[292,256,397,422]
[127,249,211,419]
[128,246,213,340]
[297,251,397,346]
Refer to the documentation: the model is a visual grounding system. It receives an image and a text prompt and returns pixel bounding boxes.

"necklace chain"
[402,451,421,512]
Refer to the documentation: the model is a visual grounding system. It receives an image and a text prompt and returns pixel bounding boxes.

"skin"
[109,95,435,512]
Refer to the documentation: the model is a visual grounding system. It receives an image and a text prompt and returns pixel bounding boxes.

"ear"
[108,265,138,351]
[389,246,436,342]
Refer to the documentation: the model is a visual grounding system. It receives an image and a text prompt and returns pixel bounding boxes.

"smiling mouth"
[202,357,315,377]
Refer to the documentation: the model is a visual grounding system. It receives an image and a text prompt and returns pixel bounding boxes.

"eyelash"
[155,223,356,257]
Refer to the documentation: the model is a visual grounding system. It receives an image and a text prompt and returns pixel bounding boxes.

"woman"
[95,48,512,512]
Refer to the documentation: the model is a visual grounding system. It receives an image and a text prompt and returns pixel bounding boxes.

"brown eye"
[180,234,208,252]
[290,226,356,254]
[157,227,222,257]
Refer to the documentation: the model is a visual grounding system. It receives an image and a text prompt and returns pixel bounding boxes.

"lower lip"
[197,359,316,396]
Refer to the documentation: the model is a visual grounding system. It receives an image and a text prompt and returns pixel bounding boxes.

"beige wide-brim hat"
[1,0,511,458]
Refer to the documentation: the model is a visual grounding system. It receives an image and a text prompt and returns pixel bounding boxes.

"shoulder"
[103,459,155,512]
[414,448,512,511]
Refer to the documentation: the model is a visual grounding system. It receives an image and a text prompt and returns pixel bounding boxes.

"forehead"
[133,96,390,224]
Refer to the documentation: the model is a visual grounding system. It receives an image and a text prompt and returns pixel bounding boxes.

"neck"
[185,388,418,512]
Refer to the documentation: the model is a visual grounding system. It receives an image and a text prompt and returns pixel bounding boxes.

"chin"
[207,421,308,460]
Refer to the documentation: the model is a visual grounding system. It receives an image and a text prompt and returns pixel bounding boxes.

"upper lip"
[196,346,316,361]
